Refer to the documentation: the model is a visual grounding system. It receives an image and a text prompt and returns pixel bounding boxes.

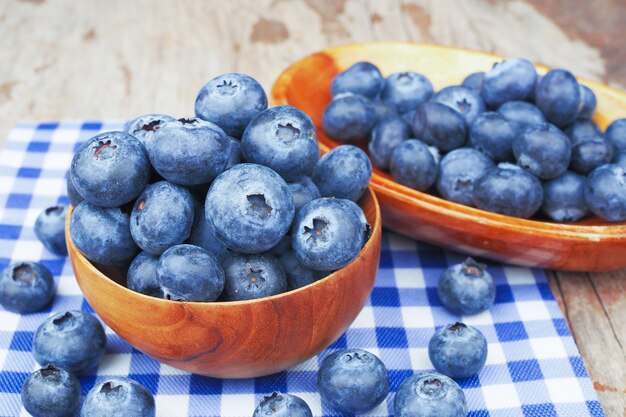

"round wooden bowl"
[66,188,381,378]
[272,42,626,271]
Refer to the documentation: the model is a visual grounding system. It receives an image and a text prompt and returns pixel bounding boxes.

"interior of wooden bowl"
[272,42,626,237]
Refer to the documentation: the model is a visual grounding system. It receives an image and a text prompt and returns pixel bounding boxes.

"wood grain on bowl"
[272,42,626,271]
[65,188,381,378]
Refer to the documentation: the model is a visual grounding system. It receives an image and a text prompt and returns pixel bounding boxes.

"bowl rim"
[271,41,626,240]
[66,186,382,307]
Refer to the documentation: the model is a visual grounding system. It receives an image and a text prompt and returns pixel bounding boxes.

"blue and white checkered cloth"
[0,121,605,417]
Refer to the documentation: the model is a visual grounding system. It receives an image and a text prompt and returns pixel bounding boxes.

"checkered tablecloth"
[0,121,605,417]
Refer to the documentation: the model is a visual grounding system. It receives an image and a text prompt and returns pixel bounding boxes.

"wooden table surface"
[1,0,624,415]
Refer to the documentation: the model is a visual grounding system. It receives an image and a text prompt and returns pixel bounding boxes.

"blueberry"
[473,163,543,218]
[222,253,287,300]
[373,100,399,122]
[577,85,597,119]
[482,58,537,108]
[292,198,365,270]
[66,175,84,207]
[331,61,384,99]
[615,151,626,169]
[438,258,495,315]
[130,181,194,255]
[461,71,485,92]
[127,252,163,298]
[278,250,325,290]
[564,119,602,145]
[70,201,139,265]
[21,365,80,417]
[394,372,467,417]
[288,176,321,213]
[187,199,228,261]
[81,377,155,417]
[584,164,626,222]
[0,262,55,314]
[432,85,486,126]
[206,163,294,253]
[411,102,467,152]
[35,206,68,256]
[469,112,516,162]
[381,71,433,114]
[513,123,571,179]
[333,198,372,244]
[225,136,242,170]
[253,392,312,417]
[429,322,488,379]
[242,105,319,181]
[497,100,546,133]
[605,118,626,153]
[390,139,438,191]
[195,73,268,138]
[312,145,372,202]
[535,69,581,127]
[33,310,106,374]
[436,148,495,206]
[157,244,224,302]
[269,233,292,256]
[125,113,176,149]
[542,171,588,222]
[570,136,614,175]
[368,115,410,170]
[70,131,150,207]
[317,349,389,414]
[322,94,376,143]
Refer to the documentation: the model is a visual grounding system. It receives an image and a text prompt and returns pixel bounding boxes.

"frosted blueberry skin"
[513,123,572,179]
[70,201,139,265]
[570,136,614,175]
[564,119,602,145]
[312,145,372,202]
[21,365,81,417]
[317,349,389,414]
[81,377,155,417]
[288,176,321,213]
[242,105,319,181]
[150,117,230,186]
[390,139,438,191]
[615,151,626,169]
[194,73,268,138]
[381,71,434,114]
[461,71,485,92]
[473,163,543,219]
[577,84,597,119]
[584,164,626,222]
[411,102,467,152]
[536,69,581,127]
[333,198,372,244]
[438,258,495,315]
[157,244,224,302]
[66,176,84,207]
[429,322,488,379]
[373,100,399,122]
[497,100,546,133]
[431,85,486,126]
[124,113,176,149]
[322,94,377,143]
[127,252,162,298]
[292,198,365,271]
[130,181,194,255]
[436,148,495,207]
[394,372,466,417]
[35,206,68,256]
[225,136,241,170]
[368,115,410,170]
[331,61,384,99]
[605,118,626,153]
[542,171,588,222]
[206,164,294,254]
[469,112,516,162]
[482,58,537,108]
[0,262,55,314]
[186,199,228,261]
[33,310,106,375]
[222,253,287,301]
[278,250,326,290]
[253,392,313,417]
[70,131,150,207]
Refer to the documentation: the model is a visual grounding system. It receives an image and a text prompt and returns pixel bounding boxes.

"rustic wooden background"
[0,0,624,415]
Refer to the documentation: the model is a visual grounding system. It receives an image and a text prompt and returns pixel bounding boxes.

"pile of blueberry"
[323,59,626,222]
[67,73,373,302]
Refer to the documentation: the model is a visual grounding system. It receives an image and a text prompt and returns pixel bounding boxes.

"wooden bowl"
[272,42,626,271]
[66,188,381,378]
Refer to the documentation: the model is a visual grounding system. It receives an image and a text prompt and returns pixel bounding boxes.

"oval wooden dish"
[272,42,626,271]
[66,188,381,378]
